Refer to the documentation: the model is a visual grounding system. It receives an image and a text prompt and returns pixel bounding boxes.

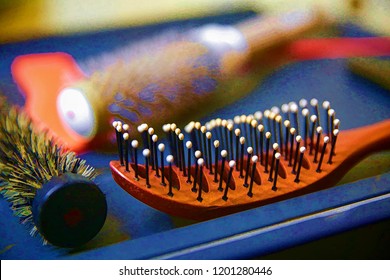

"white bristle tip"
[310,98,318,106]
[265,132,271,138]
[324,136,330,143]
[175,128,181,135]
[299,98,308,108]
[186,141,192,149]
[123,124,129,131]
[251,119,258,127]
[143,149,150,157]
[281,104,289,113]
[333,129,340,136]
[206,132,212,139]
[170,123,177,131]
[247,147,253,154]
[152,134,158,142]
[197,158,204,166]
[252,155,258,163]
[131,140,139,148]
[148,127,154,135]
[258,124,264,132]
[178,133,184,140]
[158,143,165,151]
[214,140,220,148]
[239,137,245,144]
[289,103,298,113]
[296,135,302,142]
[302,108,309,116]
[229,160,236,168]
[200,126,206,133]
[195,150,202,158]
[275,153,281,159]
[166,155,174,163]
[300,146,306,153]
[254,111,262,120]
[322,101,330,109]
[316,126,323,133]
[235,128,241,136]
[310,115,317,122]
[273,143,279,150]
[123,133,129,140]
[271,106,280,114]
[284,120,290,127]
[163,124,171,133]
[221,150,228,157]
[137,124,145,133]
[184,121,195,133]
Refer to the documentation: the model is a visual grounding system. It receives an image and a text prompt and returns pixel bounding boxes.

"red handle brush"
[12,8,390,153]
[11,9,331,153]
[109,100,390,220]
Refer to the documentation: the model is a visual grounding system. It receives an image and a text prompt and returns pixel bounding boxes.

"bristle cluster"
[0,107,96,239]
[112,99,340,204]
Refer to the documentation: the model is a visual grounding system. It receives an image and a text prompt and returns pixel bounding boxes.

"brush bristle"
[0,106,96,240]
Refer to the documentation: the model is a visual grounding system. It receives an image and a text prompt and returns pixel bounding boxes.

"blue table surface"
[0,11,389,259]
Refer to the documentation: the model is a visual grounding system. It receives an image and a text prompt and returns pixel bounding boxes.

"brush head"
[109,99,390,221]
[0,107,106,247]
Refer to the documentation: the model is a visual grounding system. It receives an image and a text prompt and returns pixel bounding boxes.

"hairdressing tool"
[109,100,390,220]
[0,98,107,247]
[11,8,330,153]
[12,8,390,154]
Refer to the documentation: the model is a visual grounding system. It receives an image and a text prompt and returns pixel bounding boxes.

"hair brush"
[10,8,332,153]
[0,98,107,247]
[12,8,390,154]
[109,99,390,220]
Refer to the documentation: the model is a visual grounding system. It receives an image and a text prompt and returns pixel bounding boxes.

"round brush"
[0,99,107,248]
[11,8,330,152]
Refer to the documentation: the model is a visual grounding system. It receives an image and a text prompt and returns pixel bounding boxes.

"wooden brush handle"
[233,8,331,69]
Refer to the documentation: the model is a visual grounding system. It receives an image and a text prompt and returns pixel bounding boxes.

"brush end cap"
[32,173,107,248]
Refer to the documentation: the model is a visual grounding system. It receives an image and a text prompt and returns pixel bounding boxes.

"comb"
[109,99,390,220]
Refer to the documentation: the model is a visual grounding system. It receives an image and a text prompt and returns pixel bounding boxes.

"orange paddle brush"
[109,100,390,220]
